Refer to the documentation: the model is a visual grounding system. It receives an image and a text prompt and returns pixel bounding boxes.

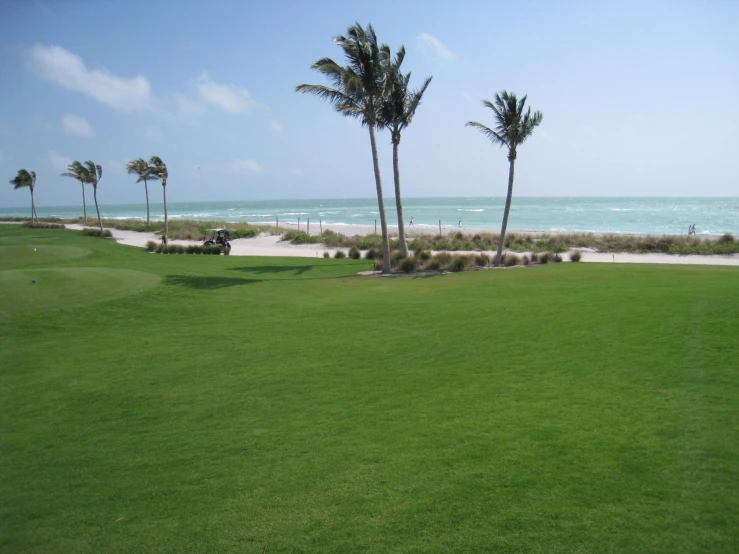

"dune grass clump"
[390,250,406,268]
[146,240,157,252]
[364,247,379,260]
[22,221,64,229]
[450,257,466,272]
[283,230,320,245]
[323,251,330,258]
[334,250,346,259]
[570,251,582,262]
[475,253,490,267]
[539,252,549,264]
[81,228,113,238]
[153,244,226,255]
[522,255,531,266]
[399,257,417,273]
[504,253,520,267]
[718,233,734,244]
[552,253,563,263]
[349,246,361,260]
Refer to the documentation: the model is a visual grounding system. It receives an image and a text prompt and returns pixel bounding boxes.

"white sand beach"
[61,223,739,267]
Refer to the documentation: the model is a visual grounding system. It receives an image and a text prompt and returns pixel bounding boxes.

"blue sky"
[1,0,737,207]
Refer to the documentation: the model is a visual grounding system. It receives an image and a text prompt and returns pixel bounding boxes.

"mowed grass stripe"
[1,226,738,552]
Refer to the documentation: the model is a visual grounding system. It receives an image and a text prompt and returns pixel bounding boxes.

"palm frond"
[470,91,542,150]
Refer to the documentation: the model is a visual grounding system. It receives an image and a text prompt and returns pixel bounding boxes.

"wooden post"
[375,219,377,234]
[276,216,278,229]
[320,219,323,234]
[439,220,442,235]
[298,217,300,232]
[307,218,310,235]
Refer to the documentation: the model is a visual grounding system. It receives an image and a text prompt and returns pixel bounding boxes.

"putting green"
[0,268,160,318]
[0,244,90,269]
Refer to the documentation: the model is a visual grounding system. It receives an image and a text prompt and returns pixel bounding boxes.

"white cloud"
[232,159,264,174]
[417,33,456,61]
[61,113,94,137]
[270,120,283,132]
[49,150,72,171]
[196,72,255,114]
[24,44,152,112]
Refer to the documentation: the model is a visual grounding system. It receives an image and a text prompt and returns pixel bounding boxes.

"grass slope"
[1,226,738,552]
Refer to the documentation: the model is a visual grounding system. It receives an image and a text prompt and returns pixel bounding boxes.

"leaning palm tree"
[466,91,542,267]
[147,156,168,242]
[296,22,392,274]
[378,46,432,255]
[83,160,104,232]
[10,169,38,223]
[126,158,152,225]
[61,161,88,223]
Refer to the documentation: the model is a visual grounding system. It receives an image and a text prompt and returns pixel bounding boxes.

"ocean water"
[2,197,737,236]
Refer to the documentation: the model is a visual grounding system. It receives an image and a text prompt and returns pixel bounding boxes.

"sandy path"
[62,224,739,266]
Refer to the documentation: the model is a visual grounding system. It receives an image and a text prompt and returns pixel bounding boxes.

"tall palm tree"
[126,158,152,225]
[466,91,542,267]
[147,156,168,242]
[83,160,104,232]
[61,161,88,223]
[296,22,393,274]
[10,169,38,223]
[378,46,432,255]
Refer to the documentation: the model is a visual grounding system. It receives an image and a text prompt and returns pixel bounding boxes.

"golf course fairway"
[1,225,738,552]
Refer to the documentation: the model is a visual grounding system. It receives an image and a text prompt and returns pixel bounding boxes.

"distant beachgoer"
[458,220,462,228]
[409,217,414,227]
[692,224,696,235]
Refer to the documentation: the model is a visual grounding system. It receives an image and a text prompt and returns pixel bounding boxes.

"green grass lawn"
[1,225,738,552]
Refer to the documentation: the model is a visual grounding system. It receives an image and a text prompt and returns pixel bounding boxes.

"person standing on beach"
[458,220,462,228]
[409,217,414,227]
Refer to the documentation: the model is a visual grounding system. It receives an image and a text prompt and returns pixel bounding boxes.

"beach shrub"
[530,252,539,263]
[334,250,346,259]
[570,251,582,262]
[360,234,383,250]
[323,251,330,258]
[504,254,519,267]
[23,221,64,229]
[364,247,379,260]
[427,258,442,271]
[399,257,417,273]
[450,257,466,272]
[718,233,735,244]
[417,250,431,262]
[146,241,157,252]
[229,228,258,239]
[475,253,490,267]
[539,252,549,264]
[435,252,452,268]
[373,258,384,271]
[349,246,361,259]
[522,255,531,266]
[81,228,112,238]
[283,230,319,245]
[552,253,563,263]
[390,250,406,268]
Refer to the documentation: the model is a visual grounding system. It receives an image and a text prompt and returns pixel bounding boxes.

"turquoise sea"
[2,197,737,236]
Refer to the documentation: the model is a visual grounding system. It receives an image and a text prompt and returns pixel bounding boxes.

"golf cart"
[203,228,231,249]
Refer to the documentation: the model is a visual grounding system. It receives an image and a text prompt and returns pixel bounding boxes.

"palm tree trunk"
[144,179,150,226]
[392,136,408,256]
[30,188,38,223]
[81,181,87,224]
[495,153,516,267]
[93,186,103,232]
[163,183,168,241]
[368,125,391,274]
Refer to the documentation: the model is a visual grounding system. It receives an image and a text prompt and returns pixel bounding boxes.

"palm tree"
[296,22,393,274]
[147,156,168,242]
[61,161,88,223]
[378,46,432,255]
[126,158,152,225]
[83,160,104,232]
[466,91,542,267]
[10,169,38,223]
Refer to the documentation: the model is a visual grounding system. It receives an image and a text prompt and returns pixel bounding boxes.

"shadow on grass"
[164,275,262,290]
[228,265,314,276]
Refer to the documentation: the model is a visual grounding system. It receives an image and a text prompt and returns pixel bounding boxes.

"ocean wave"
[281,212,309,216]
[457,208,484,212]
